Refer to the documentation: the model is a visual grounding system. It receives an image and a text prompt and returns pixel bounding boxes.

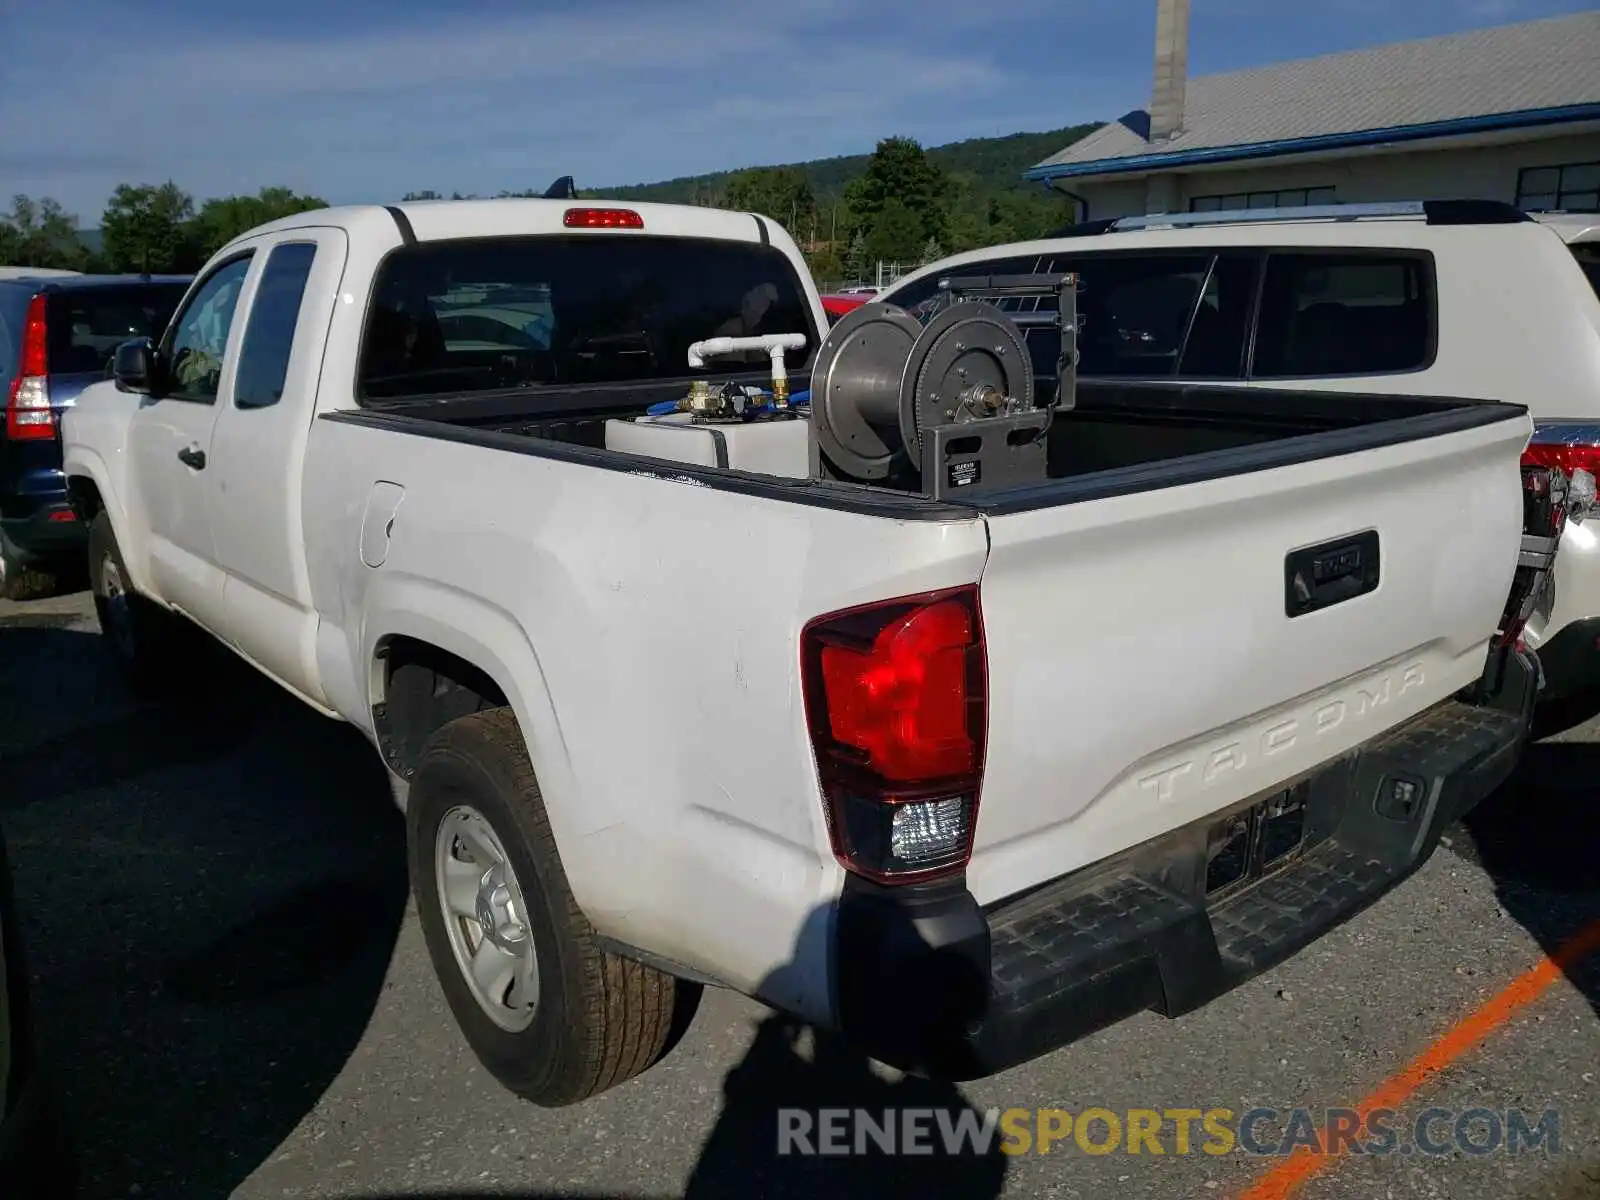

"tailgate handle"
[1285,531,1380,618]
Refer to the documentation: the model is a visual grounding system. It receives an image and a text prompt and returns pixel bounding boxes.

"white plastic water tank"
[604,413,811,479]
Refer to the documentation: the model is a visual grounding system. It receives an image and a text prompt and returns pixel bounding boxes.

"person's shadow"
[682,1012,1007,1199]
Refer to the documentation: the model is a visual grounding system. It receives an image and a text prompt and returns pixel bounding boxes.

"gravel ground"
[1,590,1596,1200]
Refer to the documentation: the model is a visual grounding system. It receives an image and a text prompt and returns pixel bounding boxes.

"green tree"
[845,230,870,280]
[191,186,328,258]
[724,167,816,238]
[100,182,198,273]
[919,236,944,265]
[805,247,845,284]
[864,198,924,265]
[844,137,949,248]
[402,190,442,201]
[0,195,88,270]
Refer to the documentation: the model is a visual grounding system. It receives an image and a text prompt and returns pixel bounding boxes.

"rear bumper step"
[833,647,1537,1079]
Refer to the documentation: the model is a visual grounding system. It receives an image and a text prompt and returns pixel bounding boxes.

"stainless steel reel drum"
[810,300,1034,482]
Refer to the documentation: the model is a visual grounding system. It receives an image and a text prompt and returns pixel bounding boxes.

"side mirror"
[113,338,161,395]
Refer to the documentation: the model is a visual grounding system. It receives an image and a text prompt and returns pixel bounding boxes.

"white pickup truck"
[60,197,1567,1104]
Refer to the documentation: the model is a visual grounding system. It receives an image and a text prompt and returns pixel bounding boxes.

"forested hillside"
[5,125,1099,282]
[597,124,1098,279]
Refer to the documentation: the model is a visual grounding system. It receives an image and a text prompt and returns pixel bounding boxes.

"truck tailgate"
[968,410,1529,906]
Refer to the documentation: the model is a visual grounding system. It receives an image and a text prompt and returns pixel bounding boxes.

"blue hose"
[645,388,809,420]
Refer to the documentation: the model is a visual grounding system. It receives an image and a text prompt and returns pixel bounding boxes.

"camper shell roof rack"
[1046,199,1531,239]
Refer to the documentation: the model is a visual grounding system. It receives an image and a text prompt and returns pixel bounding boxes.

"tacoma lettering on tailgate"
[1137,662,1427,805]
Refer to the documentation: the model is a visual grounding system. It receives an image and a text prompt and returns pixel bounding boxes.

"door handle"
[177,445,206,470]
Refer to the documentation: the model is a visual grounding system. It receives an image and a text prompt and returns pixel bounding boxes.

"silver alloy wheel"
[99,553,136,660]
[434,805,539,1032]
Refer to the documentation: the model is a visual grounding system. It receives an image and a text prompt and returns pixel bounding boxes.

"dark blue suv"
[0,272,190,599]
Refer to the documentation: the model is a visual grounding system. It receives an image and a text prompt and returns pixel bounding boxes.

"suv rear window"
[356,235,817,402]
[46,284,190,375]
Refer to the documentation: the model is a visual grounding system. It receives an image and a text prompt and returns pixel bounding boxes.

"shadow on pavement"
[679,1014,1006,1199]
[0,618,410,1199]
[323,1006,1008,1200]
[1453,723,1600,1019]
[1,615,1009,1200]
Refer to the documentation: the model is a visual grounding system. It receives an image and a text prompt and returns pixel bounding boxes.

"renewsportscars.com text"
[776,1106,1562,1158]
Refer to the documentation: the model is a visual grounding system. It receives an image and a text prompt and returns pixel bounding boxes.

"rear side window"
[45,284,189,375]
[235,242,318,409]
[1251,253,1433,378]
[356,235,818,402]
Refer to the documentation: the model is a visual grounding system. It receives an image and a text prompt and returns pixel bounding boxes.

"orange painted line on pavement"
[1235,918,1600,1200]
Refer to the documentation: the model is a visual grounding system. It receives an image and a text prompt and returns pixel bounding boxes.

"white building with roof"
[1027,4,1600,221]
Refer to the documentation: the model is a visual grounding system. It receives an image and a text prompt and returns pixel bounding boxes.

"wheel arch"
[361,587,590,902]
[65,455,153,597]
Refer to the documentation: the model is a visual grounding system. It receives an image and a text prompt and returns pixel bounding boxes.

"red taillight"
[801,585,987,884]
[5,294,54,442]
[820,602,976,780]
[562,207,644,229]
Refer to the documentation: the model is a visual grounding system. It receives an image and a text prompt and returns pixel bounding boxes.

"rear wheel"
[407,707,698,1105]
[87,511,195,693]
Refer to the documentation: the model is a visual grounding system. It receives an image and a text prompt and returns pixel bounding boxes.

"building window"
[1190,187,1336,213]
[1517,162,1600,213]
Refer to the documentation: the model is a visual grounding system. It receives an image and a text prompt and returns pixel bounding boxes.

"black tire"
[0,528,56,602]
[86,511,196,694]
[407,707,698,1106]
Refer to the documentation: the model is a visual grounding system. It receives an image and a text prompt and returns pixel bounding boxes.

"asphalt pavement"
[0,589,1596,1200]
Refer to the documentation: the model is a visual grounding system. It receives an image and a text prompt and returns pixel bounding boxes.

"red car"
[820,293,870,325]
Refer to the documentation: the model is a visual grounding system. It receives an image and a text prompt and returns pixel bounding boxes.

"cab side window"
[163,255,253,402]
[235,242,319,409]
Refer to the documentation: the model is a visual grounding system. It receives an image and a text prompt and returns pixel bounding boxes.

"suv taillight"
[1502,422,1600,647]
[1523,436,1600,484]
[800,585,987,884]
[5,294,54,442]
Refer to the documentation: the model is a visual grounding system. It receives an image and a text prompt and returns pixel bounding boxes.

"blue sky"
[2,0,1594,222]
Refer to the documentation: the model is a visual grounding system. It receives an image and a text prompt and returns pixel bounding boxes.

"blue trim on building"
[1024,103,1600,183]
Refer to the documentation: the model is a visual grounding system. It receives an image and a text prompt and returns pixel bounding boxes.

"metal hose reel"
[808,304,925,482]
[810,272,1078,498]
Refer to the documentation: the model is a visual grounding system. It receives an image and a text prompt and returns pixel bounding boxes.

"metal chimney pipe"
[1150,0,1190,142]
